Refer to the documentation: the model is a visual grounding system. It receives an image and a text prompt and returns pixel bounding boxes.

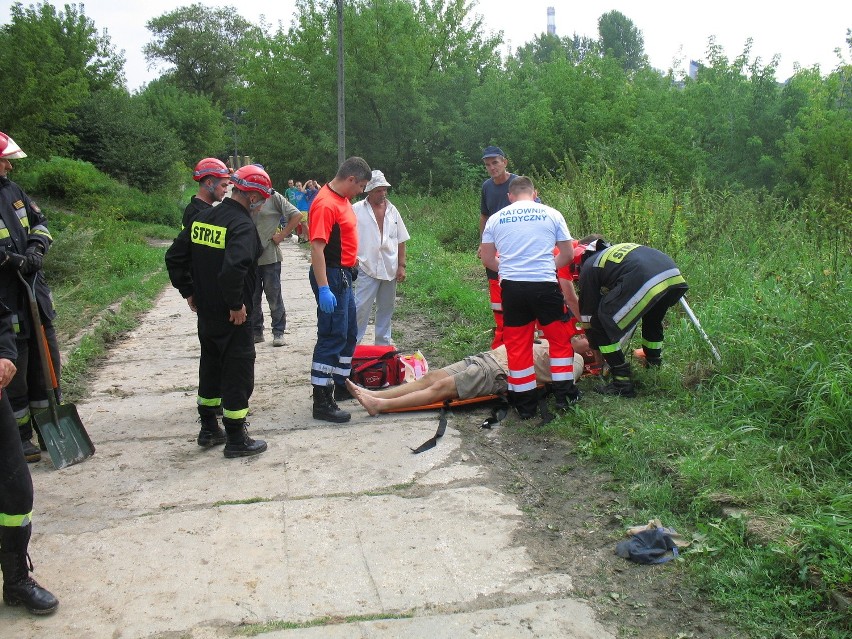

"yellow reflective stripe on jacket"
[0,511,33,527]
[191,222,227,249]
[0,228,9,240]
[597,243,639,268]
[31,225,52,241]
[615,271,686,330]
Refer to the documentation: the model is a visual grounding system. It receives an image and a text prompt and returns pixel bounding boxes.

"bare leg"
[350,370,449,400]
[347,373,458,415]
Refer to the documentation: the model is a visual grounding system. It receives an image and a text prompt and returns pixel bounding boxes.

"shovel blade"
[32,403,95,469]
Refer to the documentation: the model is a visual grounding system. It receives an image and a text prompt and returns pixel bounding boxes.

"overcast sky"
[2,0,849,90]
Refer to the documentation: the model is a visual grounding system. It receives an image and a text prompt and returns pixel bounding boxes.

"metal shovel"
[18,271,95,469]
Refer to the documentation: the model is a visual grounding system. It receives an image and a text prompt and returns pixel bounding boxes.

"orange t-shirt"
[308,185,358,267]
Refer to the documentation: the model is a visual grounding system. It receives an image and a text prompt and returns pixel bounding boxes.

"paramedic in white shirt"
[480,175,581,419]
[353,170,410,345]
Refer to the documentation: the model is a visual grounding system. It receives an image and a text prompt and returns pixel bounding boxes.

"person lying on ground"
[346,337,592,416]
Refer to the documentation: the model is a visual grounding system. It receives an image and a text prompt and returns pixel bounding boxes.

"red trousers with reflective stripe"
[501,280,575,391]
[489,278,504,349]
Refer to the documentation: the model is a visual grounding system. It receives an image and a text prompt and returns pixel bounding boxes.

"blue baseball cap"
[482,145,505,159]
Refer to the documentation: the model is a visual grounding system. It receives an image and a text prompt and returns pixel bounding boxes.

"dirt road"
[4,242,624,638]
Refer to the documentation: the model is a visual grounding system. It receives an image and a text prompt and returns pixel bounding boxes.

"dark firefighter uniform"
[0,175,60,459]
[181,196,211,231]
[165,197,262,425]
[0,299,58,613]
[579,242,688,395]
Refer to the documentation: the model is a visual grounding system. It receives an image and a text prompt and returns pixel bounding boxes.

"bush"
[14,157,183,227]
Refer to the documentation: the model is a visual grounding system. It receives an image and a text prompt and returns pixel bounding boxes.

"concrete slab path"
[4,242,616,639]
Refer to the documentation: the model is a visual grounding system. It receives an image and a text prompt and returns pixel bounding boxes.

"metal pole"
[679,297,722,364]
[232,112,239,168]
[337,0,346,164]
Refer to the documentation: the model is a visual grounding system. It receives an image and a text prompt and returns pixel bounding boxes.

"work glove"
[317,285,337,314]
[21,245,44,274]
[0,249,26,270]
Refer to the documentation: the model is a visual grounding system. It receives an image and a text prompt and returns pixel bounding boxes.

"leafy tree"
[0,1,125,157]
[137,79,229,165]
[235,0,501,189]
[144,4,260,105]
[514,33,599,66]
[71,88,184,191]
[597,10,646,72]
[778,64,852,239]
[682,39,786,189]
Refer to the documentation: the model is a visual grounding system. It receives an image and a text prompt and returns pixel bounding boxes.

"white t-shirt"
[353,198,410,280]
[481,200,571,282]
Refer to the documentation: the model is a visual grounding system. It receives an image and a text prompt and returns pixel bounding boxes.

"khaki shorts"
[442,352,507,400]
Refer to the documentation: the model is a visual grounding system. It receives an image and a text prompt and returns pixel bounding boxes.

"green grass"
[15,158,185,400]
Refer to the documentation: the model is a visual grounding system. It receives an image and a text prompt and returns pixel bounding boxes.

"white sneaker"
[272,335,285,347]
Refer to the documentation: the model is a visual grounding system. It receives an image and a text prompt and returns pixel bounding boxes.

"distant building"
[547,6,555,35]
[689,60,700,80]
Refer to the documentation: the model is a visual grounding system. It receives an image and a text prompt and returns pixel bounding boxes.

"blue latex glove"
[318,285,337,313]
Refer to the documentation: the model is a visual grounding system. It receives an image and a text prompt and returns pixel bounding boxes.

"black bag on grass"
[615,528,679,564]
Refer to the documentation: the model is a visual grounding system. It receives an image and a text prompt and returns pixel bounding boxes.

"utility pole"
[337,0,346,164]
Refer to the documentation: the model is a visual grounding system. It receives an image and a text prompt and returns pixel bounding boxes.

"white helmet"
[0,132,26,159]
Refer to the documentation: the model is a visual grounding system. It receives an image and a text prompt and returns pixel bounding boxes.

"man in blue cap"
[478,145,518,349]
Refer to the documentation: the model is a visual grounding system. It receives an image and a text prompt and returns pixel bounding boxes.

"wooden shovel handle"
[41,327,59,389]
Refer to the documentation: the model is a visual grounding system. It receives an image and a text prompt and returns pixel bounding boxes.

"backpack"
[350,345,405,388]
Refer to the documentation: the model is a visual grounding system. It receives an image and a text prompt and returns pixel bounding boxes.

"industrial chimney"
[547,6,555,35]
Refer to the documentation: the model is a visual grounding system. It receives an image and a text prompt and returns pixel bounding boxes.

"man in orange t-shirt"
[308,157,372,423]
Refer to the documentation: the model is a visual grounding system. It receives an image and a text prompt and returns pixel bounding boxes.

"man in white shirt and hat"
[352,170,410,345]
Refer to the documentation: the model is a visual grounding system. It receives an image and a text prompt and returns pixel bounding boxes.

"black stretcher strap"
[410,401,451,454]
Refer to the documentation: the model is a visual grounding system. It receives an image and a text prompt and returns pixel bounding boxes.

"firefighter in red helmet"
[182,157,231,229]
[0,131,59,614]
[166,164,273,458]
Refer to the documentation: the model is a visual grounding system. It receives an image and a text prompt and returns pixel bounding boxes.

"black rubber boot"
[223,422,267,458]
[509,389,539,420]
[552,380,582,410]
[595,363,636,397]
[312,385,351,423]
[0,525,58,615]
[19,417,40,462]
[21,440,40,464]
[333,383,354,402]
[643,347,662,367]
[197,409,225,447]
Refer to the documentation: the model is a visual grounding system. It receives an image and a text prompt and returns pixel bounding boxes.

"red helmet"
[0,132,27,159]
[231,165,273,199]
[193,157,230,181]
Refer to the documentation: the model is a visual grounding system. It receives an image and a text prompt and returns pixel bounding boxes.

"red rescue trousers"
[501,280,575,393]
[488,276,504,349]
